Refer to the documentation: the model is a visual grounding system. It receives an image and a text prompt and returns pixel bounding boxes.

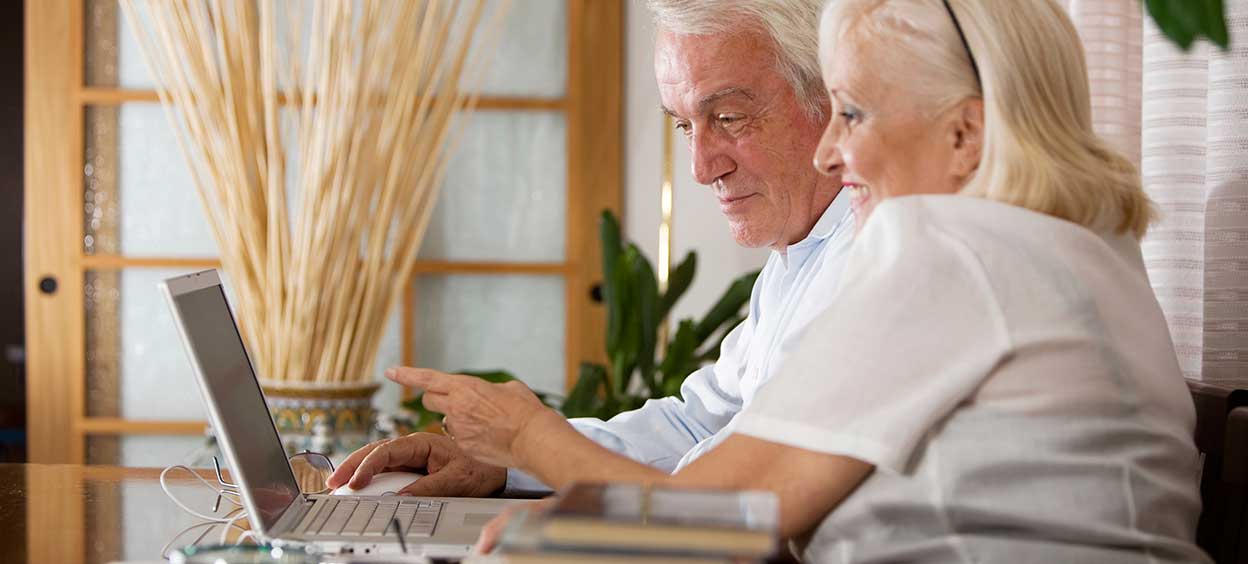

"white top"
[736,195,1207,563]
[506,189,857,491]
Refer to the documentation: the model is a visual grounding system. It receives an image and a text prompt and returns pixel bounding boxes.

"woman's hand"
[385,367,564,468]
[473,497,558,555]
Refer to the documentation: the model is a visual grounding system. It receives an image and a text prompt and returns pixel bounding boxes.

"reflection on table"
[4,463,248,564]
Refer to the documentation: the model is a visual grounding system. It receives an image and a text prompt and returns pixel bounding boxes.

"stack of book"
[495,482,779,563]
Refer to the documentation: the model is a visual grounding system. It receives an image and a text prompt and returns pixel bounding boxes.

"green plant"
[1144,0,1229,50]
[403,210,759,426]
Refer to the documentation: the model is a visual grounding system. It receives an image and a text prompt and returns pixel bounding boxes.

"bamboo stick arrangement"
[120,1,508,387]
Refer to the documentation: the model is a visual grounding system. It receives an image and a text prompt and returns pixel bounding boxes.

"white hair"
[648,0,827,120]
[822,0,1153,238]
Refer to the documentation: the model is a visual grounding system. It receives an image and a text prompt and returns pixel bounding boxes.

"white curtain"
[1063,1,1248,382]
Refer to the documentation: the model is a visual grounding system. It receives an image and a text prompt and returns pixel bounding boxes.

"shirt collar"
[787,188,854,249]
[777,188,855,269]
[805,187,854,242]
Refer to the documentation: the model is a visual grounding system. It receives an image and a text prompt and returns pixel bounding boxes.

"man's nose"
[689,130,735,185]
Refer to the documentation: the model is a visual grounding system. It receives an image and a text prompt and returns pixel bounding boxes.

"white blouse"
[735,195,1207,563]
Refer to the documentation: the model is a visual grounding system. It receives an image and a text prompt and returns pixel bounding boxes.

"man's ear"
[949,98,984,180]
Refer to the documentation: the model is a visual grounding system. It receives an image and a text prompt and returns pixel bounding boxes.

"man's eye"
[674,121,692,135]
[716,113,745,127]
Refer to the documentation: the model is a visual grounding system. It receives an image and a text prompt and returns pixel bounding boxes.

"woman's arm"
[514,408,872,538]
[391,366,872,539]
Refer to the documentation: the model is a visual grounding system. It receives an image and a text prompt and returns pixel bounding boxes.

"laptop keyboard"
[295,497,443,538]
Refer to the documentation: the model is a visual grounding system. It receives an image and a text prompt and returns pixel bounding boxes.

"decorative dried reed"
[120,1,508,386]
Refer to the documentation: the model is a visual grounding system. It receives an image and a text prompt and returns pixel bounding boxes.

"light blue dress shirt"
[506,190,855,492]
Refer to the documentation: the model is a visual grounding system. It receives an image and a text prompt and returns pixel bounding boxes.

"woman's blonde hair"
[822,0,1154,238]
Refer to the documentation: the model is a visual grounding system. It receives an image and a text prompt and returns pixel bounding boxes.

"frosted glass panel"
[86,435,215,467]
[97,0,567,97]
[111,104,218,257]
[421,112,567,262]
[87,268,405,420]
[414,275,565,394]
[466,0,567,97]
[109,268,207,419]
[121,435,214,467]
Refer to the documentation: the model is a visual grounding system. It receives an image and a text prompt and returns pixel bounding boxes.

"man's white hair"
[648,0,826,120]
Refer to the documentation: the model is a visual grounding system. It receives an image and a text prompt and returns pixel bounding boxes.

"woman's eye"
[839,106,862,124]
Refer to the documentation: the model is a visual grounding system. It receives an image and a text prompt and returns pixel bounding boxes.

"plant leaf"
[1143,0,1229,50]
[601,211,624,358]
[697,315,745,363]
[658,319,700,398]
[630,244,661,396]
[658,251,697,320]
[1201,0,1229,47]
[611,249,642,397]
[694,270,759,343]
[562,362,607,418]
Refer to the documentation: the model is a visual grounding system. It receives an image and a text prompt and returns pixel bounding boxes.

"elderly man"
[328,0,850,496]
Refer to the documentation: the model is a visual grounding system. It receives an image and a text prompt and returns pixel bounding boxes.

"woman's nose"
[813,133,844,178]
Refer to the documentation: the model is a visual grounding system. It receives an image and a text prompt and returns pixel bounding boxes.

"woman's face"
[813,30,976,228]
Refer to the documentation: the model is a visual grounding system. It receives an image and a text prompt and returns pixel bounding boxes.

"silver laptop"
[161,269,523,558]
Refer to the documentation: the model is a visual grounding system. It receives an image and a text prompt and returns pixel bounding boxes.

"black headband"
[941,0,982,90]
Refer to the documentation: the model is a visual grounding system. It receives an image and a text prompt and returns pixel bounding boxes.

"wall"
[622,0,769,327]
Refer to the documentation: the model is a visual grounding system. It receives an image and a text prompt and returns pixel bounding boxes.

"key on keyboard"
[342,501,379,535]
[319,500,358,535]
[363,501,400,536]
[304,498,338,534]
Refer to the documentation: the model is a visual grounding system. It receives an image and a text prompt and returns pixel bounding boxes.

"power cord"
[159,464,244,522]
[159,464,258,558]
[159,508,250,559]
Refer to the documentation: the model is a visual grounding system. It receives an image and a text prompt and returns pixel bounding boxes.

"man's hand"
[326,432,507,497]
[386,367,563,468]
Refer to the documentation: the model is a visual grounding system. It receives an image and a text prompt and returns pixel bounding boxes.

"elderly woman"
[382,0,1208,561]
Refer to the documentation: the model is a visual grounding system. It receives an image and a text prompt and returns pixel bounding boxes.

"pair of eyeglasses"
[210,451,335,512]
[941,0,981,90]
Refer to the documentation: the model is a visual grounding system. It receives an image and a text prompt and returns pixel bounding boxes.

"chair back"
[1189,380,1248,563]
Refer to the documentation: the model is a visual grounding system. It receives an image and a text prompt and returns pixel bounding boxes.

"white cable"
[220,510,253,545]
[159,508,247,559]
[159,464,244,523]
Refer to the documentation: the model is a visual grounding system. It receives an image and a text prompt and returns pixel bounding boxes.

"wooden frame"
[565,0,622,383]
[25,0,86,464]
[25,0,623,460]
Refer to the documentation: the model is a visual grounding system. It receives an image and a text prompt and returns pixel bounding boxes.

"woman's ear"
[949,98,984,180]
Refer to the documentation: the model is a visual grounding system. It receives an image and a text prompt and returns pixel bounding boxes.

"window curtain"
[1061,1,1248,382]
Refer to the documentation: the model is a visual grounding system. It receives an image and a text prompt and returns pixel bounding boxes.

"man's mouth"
[718,193,758,212]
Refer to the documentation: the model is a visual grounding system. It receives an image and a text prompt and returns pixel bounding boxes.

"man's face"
[656,28,840,250]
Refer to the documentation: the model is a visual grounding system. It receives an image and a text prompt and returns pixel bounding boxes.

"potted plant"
[405,210,759,424]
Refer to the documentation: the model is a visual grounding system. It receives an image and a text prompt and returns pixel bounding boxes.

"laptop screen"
[168,283,300,532]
